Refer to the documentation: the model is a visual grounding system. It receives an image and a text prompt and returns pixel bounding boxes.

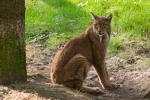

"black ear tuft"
[91,12,98,20]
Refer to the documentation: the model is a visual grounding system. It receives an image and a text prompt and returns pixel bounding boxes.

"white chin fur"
[98,32,110,47]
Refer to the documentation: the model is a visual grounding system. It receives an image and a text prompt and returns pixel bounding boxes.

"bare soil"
[0,41,150,100]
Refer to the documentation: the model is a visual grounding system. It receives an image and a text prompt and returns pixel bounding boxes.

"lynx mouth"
[96,32,109,43]
[96,32,107,37]
[99,32,105,36]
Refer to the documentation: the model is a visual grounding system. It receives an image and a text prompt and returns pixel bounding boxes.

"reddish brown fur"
[50,13,113,94]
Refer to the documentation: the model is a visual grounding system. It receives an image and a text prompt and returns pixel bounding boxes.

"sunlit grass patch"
[108,33,125,53]
[26,0,150,53]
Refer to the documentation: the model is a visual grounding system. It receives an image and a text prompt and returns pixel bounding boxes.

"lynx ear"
[107,13,112,21]
[91,12,99,20]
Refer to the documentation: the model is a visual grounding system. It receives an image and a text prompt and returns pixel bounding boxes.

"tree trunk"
[0,0,26,84]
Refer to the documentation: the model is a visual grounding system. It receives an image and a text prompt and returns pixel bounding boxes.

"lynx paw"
[91,87,104,95]
[80,86,104,95]
[105,84,120,90]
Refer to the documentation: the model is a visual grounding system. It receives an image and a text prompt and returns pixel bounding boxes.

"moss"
[0,32,27,85]
[0,0,26,84]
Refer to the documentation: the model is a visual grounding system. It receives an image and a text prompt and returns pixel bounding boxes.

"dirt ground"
[0,40,150,100]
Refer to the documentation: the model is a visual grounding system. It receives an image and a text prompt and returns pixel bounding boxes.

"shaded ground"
[0,41,150,100]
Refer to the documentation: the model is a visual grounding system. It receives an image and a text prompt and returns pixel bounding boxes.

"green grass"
[108,36,125,53]
[26,0,150,53]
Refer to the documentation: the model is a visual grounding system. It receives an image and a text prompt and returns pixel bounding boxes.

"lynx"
[50,13,113,94]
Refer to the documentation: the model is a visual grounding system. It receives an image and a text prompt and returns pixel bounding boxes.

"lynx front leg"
[94,62,111,89]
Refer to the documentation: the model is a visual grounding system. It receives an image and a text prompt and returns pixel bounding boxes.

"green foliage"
[108,34,125,53]
[25,0,88,39]
[26,0,150,53]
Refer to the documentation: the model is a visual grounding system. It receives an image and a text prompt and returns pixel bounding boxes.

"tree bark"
[0,0,26,84]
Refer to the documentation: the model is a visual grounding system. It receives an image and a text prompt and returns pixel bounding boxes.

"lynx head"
[91,13,112,36]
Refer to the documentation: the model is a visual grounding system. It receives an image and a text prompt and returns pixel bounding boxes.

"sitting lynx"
[51,13,113,94]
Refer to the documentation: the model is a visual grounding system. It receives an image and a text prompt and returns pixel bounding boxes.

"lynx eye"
[94,23,99,28]
[94,23,98,26]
